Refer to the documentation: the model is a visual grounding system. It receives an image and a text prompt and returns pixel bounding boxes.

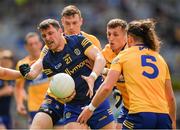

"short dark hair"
[38,19,61,31]
[107,19,127,30]
[25,32,39,44]
[61,5,81,17]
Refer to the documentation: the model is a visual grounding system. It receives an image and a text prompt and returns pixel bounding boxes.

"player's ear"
[127,35,134,47]
[80,18,83,26]
[61,17,64,25]
[58,28,63,33]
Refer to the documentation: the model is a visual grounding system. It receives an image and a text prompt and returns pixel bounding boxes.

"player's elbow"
[97,54,106,67]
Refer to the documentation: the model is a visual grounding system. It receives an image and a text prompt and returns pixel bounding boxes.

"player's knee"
[30,112,53,129]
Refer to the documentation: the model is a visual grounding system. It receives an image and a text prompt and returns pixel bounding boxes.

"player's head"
[107,19,127,54]
[25,32,42,57]
[38,19,64,52]
[127,19,160,51]
[61,5,83,35]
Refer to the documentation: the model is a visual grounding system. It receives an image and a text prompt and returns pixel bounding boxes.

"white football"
[49,73,75,98]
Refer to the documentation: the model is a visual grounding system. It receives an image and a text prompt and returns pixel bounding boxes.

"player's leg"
[30,112,53,129]
[31,95,64,129]
[88,99,115,129]
[64,122,89,129]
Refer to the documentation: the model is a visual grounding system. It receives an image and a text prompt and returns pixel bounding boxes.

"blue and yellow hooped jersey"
[43,35,104,105]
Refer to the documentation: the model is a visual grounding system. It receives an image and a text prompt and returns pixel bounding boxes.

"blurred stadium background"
[0,0,179,128]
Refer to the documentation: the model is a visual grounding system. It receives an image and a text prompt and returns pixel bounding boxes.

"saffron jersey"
[102,44,129,109]
[81,31,102,50]
[111,45,170,114]
[16,56,49,111]
[43,35,104,105]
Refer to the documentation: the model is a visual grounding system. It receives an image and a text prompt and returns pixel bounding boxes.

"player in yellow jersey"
[14,32,49,126]
[77,19,176,129]
[102,18,128,129]
[61,5,102,50]
[41,5,102,55]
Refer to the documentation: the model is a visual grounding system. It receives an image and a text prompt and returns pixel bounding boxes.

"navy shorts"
[117,106,129,123]
[0,115,12,129]
[122,112,172,129]
[29,111,36,124]
[38,95,64,125]
[64,98,114,129]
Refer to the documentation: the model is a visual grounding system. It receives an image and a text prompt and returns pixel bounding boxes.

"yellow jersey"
[102,44,129,109]
[111,45,170,114]
[16,56,49,111]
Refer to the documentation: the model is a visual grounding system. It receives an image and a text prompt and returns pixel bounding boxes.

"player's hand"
[17,104,27,116]
[19,64,30,77]
[81,75,95,98]
[77,106,93,124]
[57,90,76,103]
[113,88,122,108]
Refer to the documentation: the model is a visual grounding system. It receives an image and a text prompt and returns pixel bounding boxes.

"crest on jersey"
[74,48,81,56]
[65,112,71,119]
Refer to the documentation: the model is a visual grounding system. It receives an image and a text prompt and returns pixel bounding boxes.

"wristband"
[88,103,96,112]
[90,71,98,80]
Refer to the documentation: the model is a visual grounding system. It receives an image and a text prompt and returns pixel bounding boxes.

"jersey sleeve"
[110,50,127,73]
[110,56,122,72]
[77,35,94,55]
[40,45,49,59]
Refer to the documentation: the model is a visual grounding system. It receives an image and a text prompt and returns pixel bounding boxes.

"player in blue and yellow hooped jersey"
[102,18,129,129]
[40,5,102,129]
[77,19,176,129]
[15,32,49,126]
[19,19,115,129]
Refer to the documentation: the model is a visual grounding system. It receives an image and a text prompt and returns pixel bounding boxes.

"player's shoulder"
[65,34,86,43]
[102,44,114,56]
[81,31,100,44]
[81,31,98,39]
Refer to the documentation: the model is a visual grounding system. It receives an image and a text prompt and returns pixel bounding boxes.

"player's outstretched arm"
[77,69,120,124]
[0,67,21,80]
[165,79,176,129]
[82,46,106,98]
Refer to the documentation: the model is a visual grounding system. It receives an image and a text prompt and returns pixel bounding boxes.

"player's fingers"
[89,88,93,98]
[86,90,90,96]
[81,75,86,80]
